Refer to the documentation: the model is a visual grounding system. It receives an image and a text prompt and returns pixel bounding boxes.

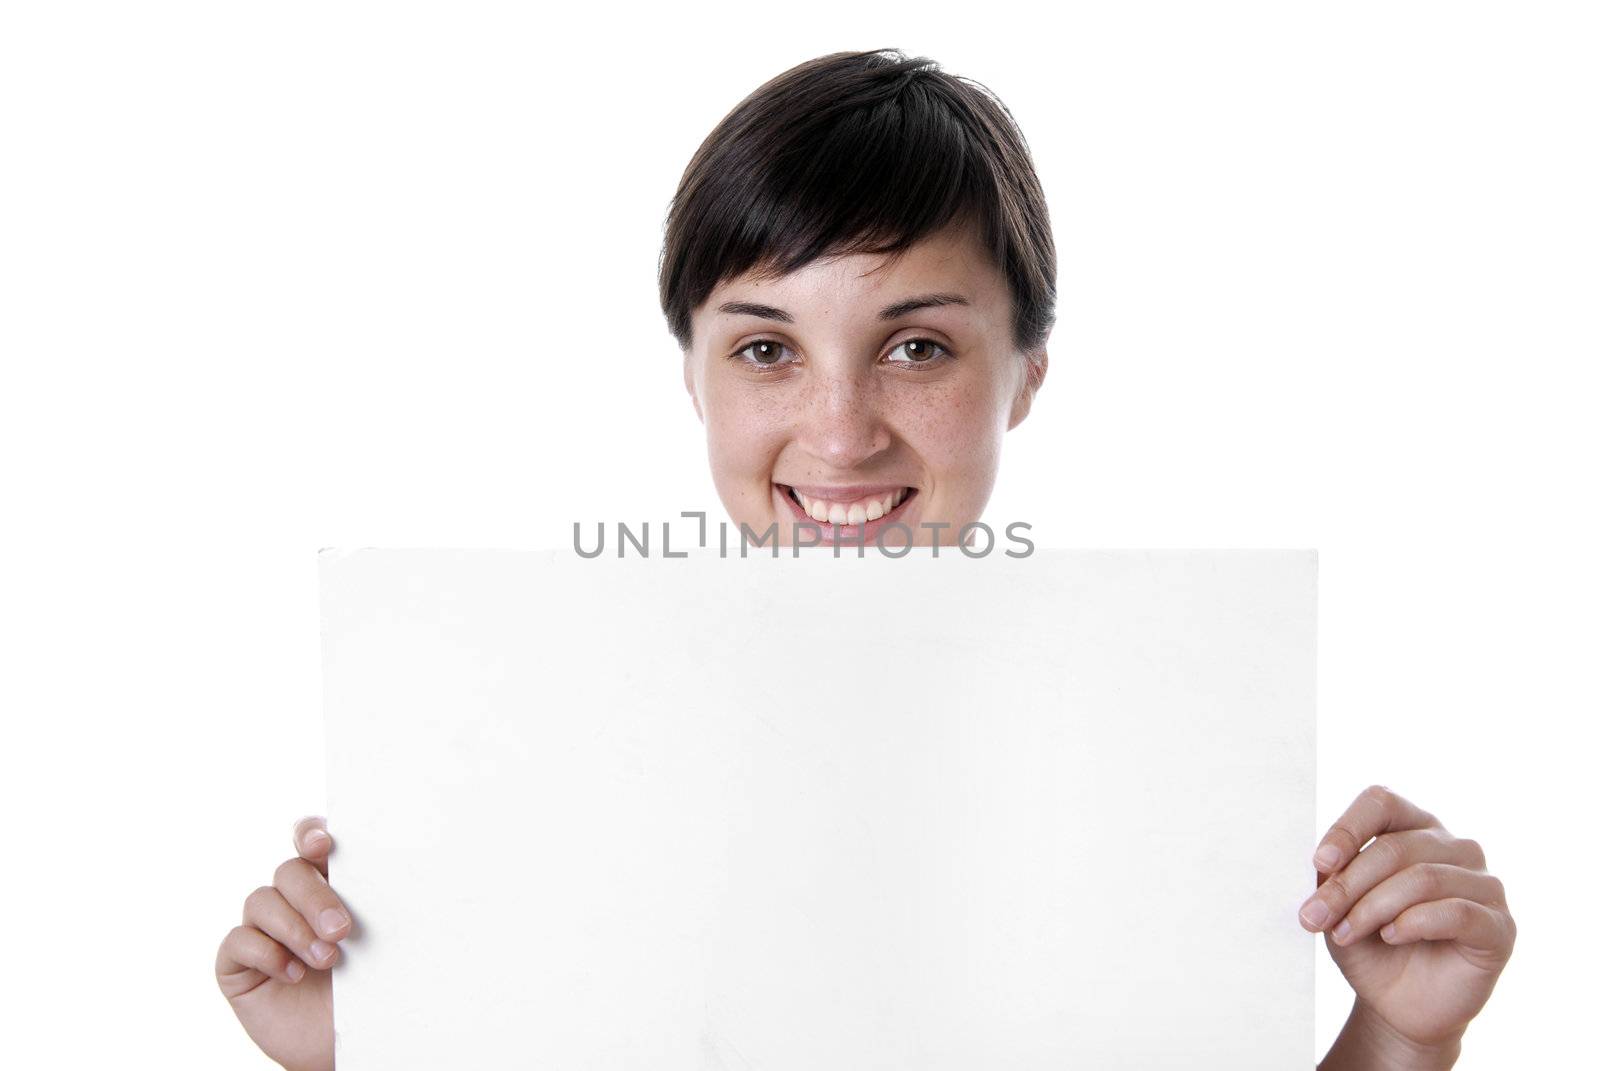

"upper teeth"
[791,487,909,524]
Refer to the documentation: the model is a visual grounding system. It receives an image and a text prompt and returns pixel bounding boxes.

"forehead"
[701,222,1007,316]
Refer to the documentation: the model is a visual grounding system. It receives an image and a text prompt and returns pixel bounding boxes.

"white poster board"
[320,548,1317,1068]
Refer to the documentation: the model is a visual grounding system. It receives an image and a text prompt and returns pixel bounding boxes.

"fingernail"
[286,959,306,981]
[309,940,335,964]
[1313,845,1340,869]
[1380,923,1398,942]
[305,829,330,850]
[1300,899,1330,929]
[1332,919,1352,943]
[318,908,350,936]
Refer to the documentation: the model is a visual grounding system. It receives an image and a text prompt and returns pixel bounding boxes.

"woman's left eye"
[884,338,953,365]
[889,337,947,368]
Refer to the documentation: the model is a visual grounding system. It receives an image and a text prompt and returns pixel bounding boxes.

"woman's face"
[683,221,1048,547]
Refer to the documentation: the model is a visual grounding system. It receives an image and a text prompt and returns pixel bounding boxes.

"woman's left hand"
[1301,785,1516,1061]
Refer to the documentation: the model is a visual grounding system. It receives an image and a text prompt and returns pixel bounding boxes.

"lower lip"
[774,484,918,546]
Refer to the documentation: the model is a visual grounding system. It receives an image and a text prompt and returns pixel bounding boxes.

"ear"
[683,349,703,423]
[1007,347,1049,430]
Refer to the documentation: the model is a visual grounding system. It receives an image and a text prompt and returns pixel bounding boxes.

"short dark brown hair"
[658,49,1056,357]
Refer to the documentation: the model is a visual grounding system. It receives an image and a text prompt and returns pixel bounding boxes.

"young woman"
[216,50,1516,1069]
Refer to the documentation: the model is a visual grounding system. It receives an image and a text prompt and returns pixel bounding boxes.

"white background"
[2,1,1594,1066]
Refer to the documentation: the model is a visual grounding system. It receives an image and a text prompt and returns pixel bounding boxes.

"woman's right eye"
[730,339,795,370]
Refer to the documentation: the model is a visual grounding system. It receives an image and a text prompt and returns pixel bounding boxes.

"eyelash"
[727,337,954,372]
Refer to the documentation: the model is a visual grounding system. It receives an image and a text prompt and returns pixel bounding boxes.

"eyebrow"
[715,291,971,324]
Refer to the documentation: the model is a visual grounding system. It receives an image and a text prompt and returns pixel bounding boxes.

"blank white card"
[319,548,1317,1068]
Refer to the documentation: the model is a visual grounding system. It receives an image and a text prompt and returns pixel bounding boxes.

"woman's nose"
[794,370,892,470]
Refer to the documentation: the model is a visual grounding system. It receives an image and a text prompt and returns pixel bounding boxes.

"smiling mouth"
[776,484,918,526]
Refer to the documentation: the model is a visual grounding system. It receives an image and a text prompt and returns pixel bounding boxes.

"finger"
[216,924,307,994]
[244,883,341,973]
[293,815,333,877]
[1380,897,1517,961]
[1300,826,1472,933]
[1327,862,1507,946]
[274,855,353,945]
[1312,784,1439,874]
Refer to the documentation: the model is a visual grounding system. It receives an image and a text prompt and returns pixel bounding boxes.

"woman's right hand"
[216,817,350,1071]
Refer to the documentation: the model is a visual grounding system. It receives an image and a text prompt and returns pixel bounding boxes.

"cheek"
[890,376,1007,499]
[701,382,790,494]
